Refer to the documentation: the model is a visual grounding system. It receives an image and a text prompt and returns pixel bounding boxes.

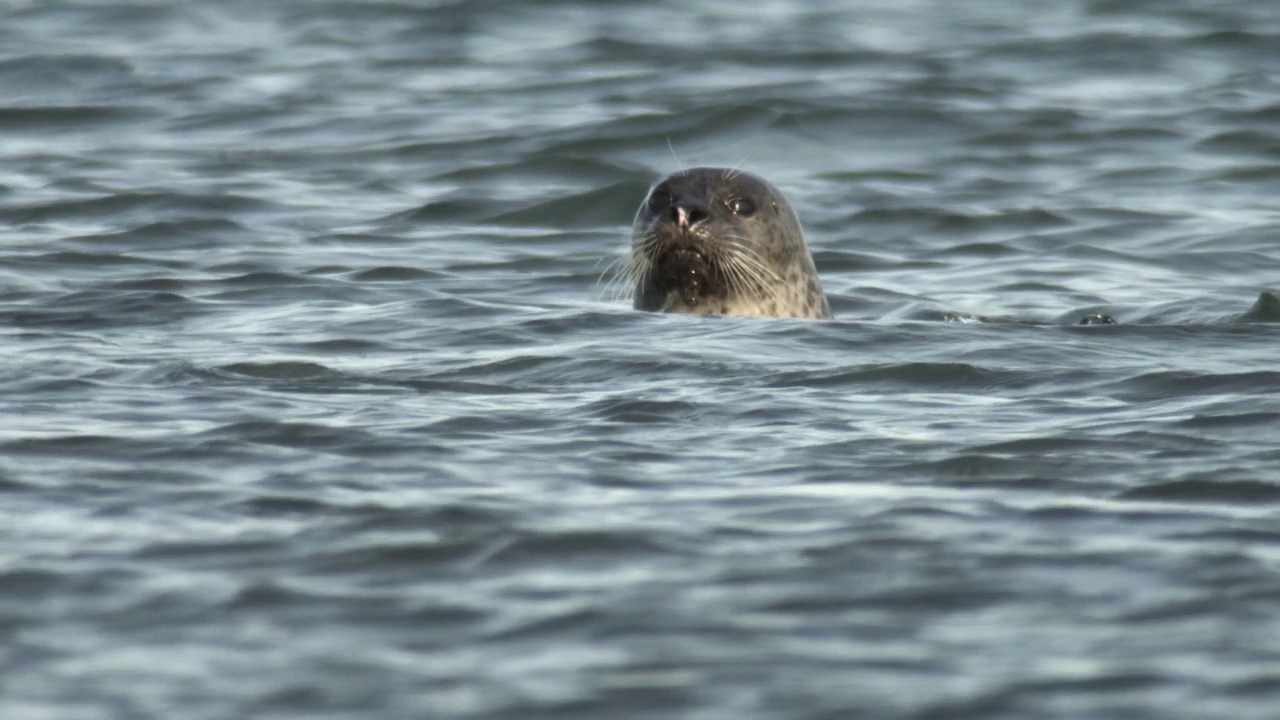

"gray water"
[3,1,1280,718]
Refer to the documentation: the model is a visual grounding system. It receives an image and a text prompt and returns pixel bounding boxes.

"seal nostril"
[672,204,708,228]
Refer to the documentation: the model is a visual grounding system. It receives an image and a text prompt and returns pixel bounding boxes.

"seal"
[618,167,832,320]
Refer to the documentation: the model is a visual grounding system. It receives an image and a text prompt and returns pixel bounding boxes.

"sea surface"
[2,1,1280,718]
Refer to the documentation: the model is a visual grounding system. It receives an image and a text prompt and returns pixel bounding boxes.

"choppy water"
[3,1,1280,718]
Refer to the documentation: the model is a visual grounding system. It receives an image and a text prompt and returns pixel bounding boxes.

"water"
[3,1,1280,718]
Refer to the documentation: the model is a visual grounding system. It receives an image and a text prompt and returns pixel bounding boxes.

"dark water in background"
[3,0,1280,718]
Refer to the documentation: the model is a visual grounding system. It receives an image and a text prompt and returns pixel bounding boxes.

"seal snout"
[670,203,709,230]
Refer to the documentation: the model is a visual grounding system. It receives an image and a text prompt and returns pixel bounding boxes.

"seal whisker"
[600,230,659,303]
[714,237,770,296]
[620,252,654,301]
[731,254,781,297]
[724,153,752,182]
[596,255,628,302]
[721,234,786,293]
[666,138,686,173]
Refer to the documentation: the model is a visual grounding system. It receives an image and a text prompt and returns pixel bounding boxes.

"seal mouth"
[657,246,709,271]
[650,244,717,309]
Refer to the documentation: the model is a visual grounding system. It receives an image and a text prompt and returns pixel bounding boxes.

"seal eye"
[727,197,755,217]
[648,187,673,213]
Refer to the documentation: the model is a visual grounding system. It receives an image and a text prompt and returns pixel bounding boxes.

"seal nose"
[671,203,708,230]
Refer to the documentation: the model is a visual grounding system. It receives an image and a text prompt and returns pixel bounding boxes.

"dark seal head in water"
[623,167,832,320]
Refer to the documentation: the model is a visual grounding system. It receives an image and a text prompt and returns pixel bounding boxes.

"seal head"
[625,167,831,320]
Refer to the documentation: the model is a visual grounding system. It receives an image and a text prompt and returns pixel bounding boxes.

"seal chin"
[649,245,717,310]
[657,246,709,277]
